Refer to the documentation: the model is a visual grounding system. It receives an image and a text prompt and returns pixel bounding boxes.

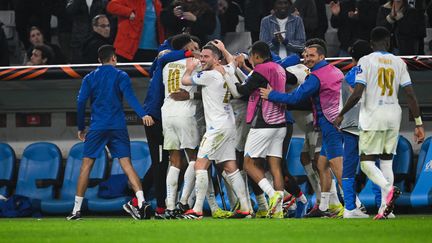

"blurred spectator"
[26,44,53,65]
[53,0,73,64]
[292,0,318,39]
[0,22,9,66]
[82,15,113,64]
[330,0,379,56]
[13,0,54,50]
[107,0,165,62]
[244,0,272,43]
[218,0,242,36]
[161,0,216,44]
[313,0,328,40]
[376,0,426,55]
[25,26,66,64]
[66,0,107,63]
[259,0,306,58]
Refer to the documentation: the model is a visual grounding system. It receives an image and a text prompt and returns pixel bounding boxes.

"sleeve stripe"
[401,81,412,87]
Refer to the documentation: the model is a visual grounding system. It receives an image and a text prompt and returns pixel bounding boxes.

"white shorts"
[244,127,286,159]
[162,116,200,150]
[197,127,236,164]
[302,123,322,154]
[359,130,399,155]
[291,111,321,154]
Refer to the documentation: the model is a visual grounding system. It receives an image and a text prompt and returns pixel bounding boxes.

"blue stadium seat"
[88,141,152,212]
[40,142,108,214]
[410,137,432,207]
[0,143,16,197]
[393,136,413,206]
[359,136,413,208]
[286,137,309,194]
[15,142,62,202]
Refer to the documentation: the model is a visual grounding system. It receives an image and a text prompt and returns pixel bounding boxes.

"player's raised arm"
[211,39,234,65]
[181,58,200,86]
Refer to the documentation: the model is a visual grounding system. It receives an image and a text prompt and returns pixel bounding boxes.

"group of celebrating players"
[67,26,425,221]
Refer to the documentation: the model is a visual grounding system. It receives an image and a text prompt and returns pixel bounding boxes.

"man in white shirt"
[334,27,425,220]
[181,42,252,219]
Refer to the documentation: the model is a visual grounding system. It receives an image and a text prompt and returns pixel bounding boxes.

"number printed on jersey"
[377,67,395,96]
[167,68,180,93]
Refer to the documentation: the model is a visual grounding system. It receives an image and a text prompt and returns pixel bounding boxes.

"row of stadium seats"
[0,141,152,214]
[286,136,432,209]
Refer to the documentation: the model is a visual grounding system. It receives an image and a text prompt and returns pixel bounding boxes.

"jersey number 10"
[377,67,395,96]
[168,68,180,93]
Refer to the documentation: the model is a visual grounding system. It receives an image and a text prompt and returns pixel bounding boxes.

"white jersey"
[192,69,235,130]
[355,52,412,131]
[161,59,197,117]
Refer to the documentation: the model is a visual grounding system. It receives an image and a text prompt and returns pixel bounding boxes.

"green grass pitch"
[1,215,431,242]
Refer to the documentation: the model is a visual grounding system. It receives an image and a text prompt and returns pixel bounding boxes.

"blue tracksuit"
[268,60,343,160]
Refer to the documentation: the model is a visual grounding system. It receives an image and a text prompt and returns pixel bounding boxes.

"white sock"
[330,179,341,205]
[180,161,195,205]
[297,193,308,204]
[240,170,253,211]
[319,192,331,211]
[166,166,180,210]
[227,169,251,212]
[360,161,391,197]
[188,188,196,208]
[222,171,237,210]
[206,176,220,213]
[304,163,321,203]
[380,159,394,206]
[192,170,208,213]
[135,191,145,208]
[258,178,275,198]
[256,193,268,211]
[72,196,83,214]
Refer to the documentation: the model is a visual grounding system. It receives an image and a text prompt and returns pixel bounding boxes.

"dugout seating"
[88,141,152,212]
[0,143,16,197]
[40,142,108,214]
[410,137,432,207]
[359,136,413,208]
[15,142,62,203]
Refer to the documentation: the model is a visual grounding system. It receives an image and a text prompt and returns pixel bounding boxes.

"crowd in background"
[0,0,430,66]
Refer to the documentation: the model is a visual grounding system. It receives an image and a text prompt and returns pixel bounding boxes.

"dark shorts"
[84,129,131,159]
[319,117,343,160]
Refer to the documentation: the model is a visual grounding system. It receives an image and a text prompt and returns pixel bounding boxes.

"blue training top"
[77,65,146,131]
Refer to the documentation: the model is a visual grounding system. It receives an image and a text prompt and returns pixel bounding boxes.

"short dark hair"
[307,44,326,56]
[249,41,271,60]
[370,26,391,43]
[350,39,372,62]
[34,44,54,64]
[171,33,194,50]
[92,14,108,26]
[29,26,43,38]
[98,45,116,63]
[305,38,327,56]
[202,43,223,60]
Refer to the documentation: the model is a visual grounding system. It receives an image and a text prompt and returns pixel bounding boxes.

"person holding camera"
[259,0,306,58]
[161,0,216,44]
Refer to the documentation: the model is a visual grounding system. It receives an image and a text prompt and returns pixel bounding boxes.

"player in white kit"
[334,27,425,219]
[181,42,252,219]
[161,35,201,219]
